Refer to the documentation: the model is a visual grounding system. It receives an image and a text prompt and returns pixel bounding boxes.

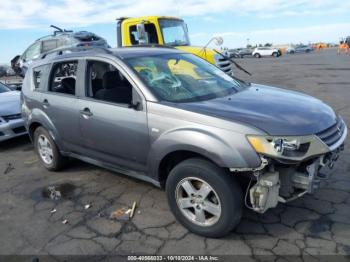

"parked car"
[11,26,109,76]
[0,65,8,77]
[252,47,281,58]
[230,48,253,58]
[22,47,347,237]
[0,82,27,142]
[287,45,313,54]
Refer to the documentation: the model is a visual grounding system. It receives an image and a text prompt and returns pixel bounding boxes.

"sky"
[0,0,350,63]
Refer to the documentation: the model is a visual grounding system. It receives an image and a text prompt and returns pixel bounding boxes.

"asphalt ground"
[0,48,349,261]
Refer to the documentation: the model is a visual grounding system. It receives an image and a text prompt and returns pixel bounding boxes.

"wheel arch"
[28,121,42,140]
[157,150,225,189]
[27,108,65,151]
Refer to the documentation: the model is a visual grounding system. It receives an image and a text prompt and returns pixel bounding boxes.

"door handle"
[80,107,93,117]
[42,99,49,108]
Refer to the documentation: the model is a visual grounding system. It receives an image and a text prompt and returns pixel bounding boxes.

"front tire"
[272,52,278,57]
[166,158,242,238]
[254,53,261,58]
[34,127,67,171]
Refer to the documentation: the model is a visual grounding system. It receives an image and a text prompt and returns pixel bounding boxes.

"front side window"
[0,82,10,93]
[33,64,50,90]
[86,60,133,105]
[159,19,190,46]
[23,42,41,61]
[126,53,242,103]
[49,61,77,95]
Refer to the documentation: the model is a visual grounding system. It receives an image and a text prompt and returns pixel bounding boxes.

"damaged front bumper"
[248,146,345,213]
[236,120,347,213]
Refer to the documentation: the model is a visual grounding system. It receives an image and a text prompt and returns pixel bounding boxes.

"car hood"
[172,84,337,136]
[0,91,21,116]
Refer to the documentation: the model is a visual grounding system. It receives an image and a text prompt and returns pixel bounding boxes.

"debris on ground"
[130,201,137,218]
[46,186,62,200]
[110,201,138,221]
[50,208,57,214]
[84,203,92,210]
[110,207,130,221]
[62,219,69,225]
[41,183,76,201]
[4,163,14,174]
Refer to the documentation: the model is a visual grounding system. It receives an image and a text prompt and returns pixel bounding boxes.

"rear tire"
[272,52,278,57]
[34,127,67,171]
[166,158,242,238]
[254,53,261,58]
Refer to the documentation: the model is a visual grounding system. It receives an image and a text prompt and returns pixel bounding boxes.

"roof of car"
[36,30,101,41]
[40,46,184,62]
[111,47,184,58]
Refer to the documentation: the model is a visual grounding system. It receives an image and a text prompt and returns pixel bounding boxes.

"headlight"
[247,135,329,161]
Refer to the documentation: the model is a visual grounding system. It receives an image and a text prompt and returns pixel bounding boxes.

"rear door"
[78,58,150,172]
[40,59,82,152]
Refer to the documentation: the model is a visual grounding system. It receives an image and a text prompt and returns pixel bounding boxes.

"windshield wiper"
[213,49,252,76]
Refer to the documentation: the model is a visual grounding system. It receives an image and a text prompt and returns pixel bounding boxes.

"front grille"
[12,126,26,134]
[316,118,345,147]
[215,57,232,74]
[2,113,22,122]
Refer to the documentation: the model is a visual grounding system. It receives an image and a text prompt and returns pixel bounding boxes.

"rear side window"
[33,64,50,90]
[49,61,78,95]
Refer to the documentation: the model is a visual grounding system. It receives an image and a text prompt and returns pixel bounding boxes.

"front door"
[78,59,150,172]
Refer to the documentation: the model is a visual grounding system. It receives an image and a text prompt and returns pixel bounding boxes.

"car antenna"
[213,49,252,76]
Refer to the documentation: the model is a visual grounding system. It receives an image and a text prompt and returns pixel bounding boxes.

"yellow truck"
[116,16,233,75]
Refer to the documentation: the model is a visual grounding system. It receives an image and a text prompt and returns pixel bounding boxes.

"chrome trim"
[328,123,347,151]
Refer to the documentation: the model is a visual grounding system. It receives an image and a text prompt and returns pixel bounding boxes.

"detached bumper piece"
[249,149,345,213]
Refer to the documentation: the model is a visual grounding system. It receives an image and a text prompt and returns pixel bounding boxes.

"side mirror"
[129,101,141,111]
[214,36,224,46]
[136,23,148,45]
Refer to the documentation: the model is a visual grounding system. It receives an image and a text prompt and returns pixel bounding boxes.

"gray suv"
[22,47,347,237]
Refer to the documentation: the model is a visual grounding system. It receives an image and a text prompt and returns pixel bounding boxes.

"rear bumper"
[0,118,27,142]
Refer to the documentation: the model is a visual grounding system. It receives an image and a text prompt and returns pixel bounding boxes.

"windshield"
[0,82,10,93]
[159,19,190,46]
[126,53,242,103]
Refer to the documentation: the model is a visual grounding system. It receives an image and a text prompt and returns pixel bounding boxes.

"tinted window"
[49,61,77,95]
[33,64,50,90]
[86,60,132,105]
[0,82,10,93]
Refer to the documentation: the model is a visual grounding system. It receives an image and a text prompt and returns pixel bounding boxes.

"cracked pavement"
[0,49,349,259]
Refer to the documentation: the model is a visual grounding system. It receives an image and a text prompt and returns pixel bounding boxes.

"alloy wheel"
[175,177,221,227]
[37,134,54,165]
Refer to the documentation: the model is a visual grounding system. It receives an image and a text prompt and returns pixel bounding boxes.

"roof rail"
[40,46,113,60]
